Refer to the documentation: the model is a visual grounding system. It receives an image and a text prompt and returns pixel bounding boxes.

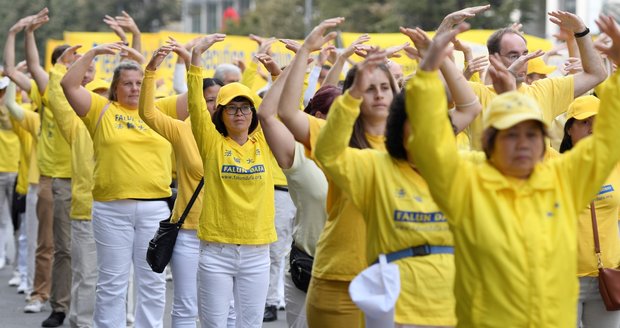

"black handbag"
[289,242,314,293]
[146,178,204,273]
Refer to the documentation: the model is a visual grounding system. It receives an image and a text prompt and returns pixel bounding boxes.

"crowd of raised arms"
[0,3,620,328]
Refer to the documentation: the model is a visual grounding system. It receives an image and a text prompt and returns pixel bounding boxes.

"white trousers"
[0,172,16,263]
[69,219,97,328]
[284,267,308,328]
[25,184,38,292]
[267,190,295,306]
[577,276,620,328]
[170,229,200,328]
[198,242,269,328]
[92,200,169,328]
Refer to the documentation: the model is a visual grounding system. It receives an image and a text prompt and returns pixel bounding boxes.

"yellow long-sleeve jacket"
[187,64,276,244]
[315,91,456,326]
[139,69,203,230]
[48,64,94,220]
[406,69,620,328]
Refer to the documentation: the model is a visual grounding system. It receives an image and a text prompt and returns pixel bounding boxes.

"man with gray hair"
[214,63,242,85]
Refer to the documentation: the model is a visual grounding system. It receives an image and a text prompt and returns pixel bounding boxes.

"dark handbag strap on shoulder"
[175,178,204,228]
[590,202,604,269]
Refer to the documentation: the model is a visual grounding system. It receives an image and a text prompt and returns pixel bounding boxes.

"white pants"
[198,242,269,328]
[25,184,38,292]
[577,276,620,328]
[267,190,295,306]
[284,267,308,328]
[170,229,200,328]
[92,200,169,328]
[17,211,27,280]
[69,219,97,328]
[0,172,16,263]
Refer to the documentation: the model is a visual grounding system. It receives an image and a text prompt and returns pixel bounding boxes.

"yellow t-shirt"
[406,70,620,328]
[308,103,385,281]
[80,93,172,201]
[48,64,94,220]
[0,110,20,173]
[10,115,32,194]
[314,91,455,326]
[140,69,203,230]
[187,64,276,244]
[30,81,72,178]
[467,76,575,150]
[577,164,620,276]
[18,108,41,185]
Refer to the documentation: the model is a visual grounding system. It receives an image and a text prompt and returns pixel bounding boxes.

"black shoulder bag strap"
[175,178,204,227]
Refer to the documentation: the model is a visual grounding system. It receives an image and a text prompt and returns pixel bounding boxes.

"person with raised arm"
[61,43,173,327]
[187,34,277,328]
[405,15,620,327]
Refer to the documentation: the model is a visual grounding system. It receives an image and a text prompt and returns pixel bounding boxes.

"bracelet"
[574,27,590,38]
[455,97,479,109]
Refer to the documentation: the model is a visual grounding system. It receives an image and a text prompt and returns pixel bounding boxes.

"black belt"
[274,185,288,192]
[373,245,454,264]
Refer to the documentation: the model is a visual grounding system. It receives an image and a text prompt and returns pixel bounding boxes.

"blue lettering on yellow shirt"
[221,164,265,174]
[598,184,615,195]
[393,210,446,223]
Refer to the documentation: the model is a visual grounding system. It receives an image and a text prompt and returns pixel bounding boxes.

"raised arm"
[441,58,482,133]
[4,82,25,121]
[188,34,225,152]
[116,11,142,56]
[4,16,35,92]
[549,11,606,96]
[139,46,180,141]
[61,43,121,117]
[406,23,471,214]
[278,17,344,149]
[323,34,370,87]
[47,45,82,143]
[314,51,385,208]
[256,56,295,168]
[24,8,50,94]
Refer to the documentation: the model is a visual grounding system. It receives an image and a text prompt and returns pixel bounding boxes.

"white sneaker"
[17,280,28,294]
[25,291,32,302]
[8,271,21,286]
[0,257,6,270]
[24,299,44,313]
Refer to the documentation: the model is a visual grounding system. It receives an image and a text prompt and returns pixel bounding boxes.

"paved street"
[0,263,287,327]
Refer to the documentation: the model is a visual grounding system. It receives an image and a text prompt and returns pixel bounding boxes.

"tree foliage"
[226,0,536,38]
[0,0,180,65]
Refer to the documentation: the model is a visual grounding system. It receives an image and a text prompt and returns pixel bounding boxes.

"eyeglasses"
[500,52,528,62]
[223,104,253,116]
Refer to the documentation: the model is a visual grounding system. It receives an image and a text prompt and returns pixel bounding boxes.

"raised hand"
[438,4,490,33]
[90,42,123,57]
[301,17,345,53]
[193,34,226,54]
[464,55,489,80]
[26,7,49,32]
[255,53,282,76]
[506,49,544,81]
[349,48,387,99]
[595,14,620,65]
[279,39,301,54]
[115,11,140,35]
[400,27,431,59]
[488,53,516,94]
[419,23,470,72]
[146,46,173,71]
[549,11,587,34]
[165,36,191,64]
[342,34,371,58]
[104,15,128,42]
[58,45,82,67]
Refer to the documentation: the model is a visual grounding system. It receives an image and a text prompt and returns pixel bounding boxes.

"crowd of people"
[0,3,619,328]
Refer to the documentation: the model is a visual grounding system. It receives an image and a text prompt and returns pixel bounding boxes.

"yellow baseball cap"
[566,95,599,120]
[86,79,109,93]
[483,91,546,130]
[527,57,556,75]
[216,82,258,108]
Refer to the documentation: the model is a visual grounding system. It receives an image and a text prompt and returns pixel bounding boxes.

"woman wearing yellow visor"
[406,16,620,328]
[559,95,620,328]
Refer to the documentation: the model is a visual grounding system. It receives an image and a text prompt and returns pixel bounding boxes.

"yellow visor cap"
[566,95,599,120]
[483,91,546,130]
[527,57,556,75]
[216,82,258,107]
